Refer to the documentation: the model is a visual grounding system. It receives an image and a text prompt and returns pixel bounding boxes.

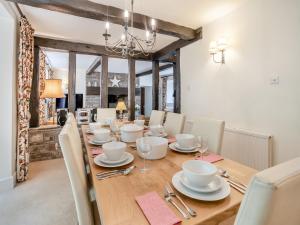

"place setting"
[88,128,113,146]
[94,141,134,169]
[169,133,204,153]
[171,160,231,201]
[144,125,168,138]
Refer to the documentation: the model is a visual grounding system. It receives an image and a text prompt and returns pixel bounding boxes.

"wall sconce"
[209,37,228,64]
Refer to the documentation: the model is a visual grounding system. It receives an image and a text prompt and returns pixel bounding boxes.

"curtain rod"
[14,3,25,18]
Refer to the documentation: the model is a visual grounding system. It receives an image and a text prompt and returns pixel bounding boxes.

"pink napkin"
[90,147,103,157]
[167,137,176,143]
[195,153,224,163]
[135,192,181,225]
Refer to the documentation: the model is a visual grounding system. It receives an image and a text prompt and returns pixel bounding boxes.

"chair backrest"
[164,112,185,136]
[234,157,300,225]
[59,124,94,225]
[191,118,225,154]
[149,110,165,126]
[66,113,85,174]
[96,108,116,123]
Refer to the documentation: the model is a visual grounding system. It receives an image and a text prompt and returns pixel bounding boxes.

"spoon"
[218,168,247,189]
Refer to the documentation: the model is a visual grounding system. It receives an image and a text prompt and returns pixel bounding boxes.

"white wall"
[0,1,18,192]
[181,0,300,165]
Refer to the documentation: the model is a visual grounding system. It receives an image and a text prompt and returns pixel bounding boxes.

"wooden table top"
[82,125,257,225]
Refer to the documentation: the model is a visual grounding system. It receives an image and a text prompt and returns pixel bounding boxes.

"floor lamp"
[40,79,65,125]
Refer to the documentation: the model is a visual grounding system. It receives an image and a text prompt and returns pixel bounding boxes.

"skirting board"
[0,173,16,192]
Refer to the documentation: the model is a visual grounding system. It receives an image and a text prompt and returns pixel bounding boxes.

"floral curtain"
[17,17,34,182]
[39,51,47,125]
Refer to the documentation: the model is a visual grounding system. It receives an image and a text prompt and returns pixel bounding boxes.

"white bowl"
[136,137,168,160]
[134,119,145,127]
[150,125,165,136]
[93,128,111,142]
[120,124,144,142]
[89,122,102,131]
[182,160,217,187]
[102,142,126,161]
[175,133,196,149]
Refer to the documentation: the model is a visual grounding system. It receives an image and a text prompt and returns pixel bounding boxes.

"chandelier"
[102,0,157,58]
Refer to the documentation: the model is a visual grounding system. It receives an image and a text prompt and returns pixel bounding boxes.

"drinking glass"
[139,139,152,173]
[198,136,208,160]
[110,120,121,141]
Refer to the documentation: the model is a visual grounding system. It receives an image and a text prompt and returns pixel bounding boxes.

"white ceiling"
[20,0,246,52]
[90,0,247,29]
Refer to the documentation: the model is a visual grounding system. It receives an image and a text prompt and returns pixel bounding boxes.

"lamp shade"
[116,100,127,111]
[40,79,65,99]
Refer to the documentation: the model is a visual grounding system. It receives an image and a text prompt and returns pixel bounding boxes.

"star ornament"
[110,75,121,87]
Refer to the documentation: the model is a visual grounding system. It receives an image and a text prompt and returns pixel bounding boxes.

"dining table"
[81,124,257,225]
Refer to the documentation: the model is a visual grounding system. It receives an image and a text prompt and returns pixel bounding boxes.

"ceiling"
[20,0,246,52]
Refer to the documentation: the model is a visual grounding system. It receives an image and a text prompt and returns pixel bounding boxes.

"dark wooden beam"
[173,49,181,113]
[9,0,196,40]
[136,63,173,77]
[86,56,101,75]
[140,87,145,116]
[128,58,136,121]
[100,55,108,108]
[152,60,159,110]
[68,51,76,113]
[34,36,152,60]
[153,27,202,60]
[29,46,40,127]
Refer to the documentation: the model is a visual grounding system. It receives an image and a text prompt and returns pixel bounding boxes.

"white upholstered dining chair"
[163,112,185,136]
[233,157,300,225]
[59,124,94,225]
[149,110,165,126]
[96,108,116,123]
[191,117,225,154]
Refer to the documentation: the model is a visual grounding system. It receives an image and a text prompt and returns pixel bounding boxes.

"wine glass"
[197,136,208,160]
[139,139,152,173]
[110,120,121,141]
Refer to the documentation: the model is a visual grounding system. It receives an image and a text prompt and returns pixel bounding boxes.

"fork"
[164,189,190,219]
[165,183,197,217]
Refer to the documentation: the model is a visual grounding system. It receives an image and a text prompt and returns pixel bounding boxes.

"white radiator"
[222,127,273,171]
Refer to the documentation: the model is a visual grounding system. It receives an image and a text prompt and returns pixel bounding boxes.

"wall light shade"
[209,37,228,64]
[209,41,218,54]
[40,79,65,99]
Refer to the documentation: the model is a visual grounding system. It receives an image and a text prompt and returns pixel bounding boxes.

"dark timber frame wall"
[128,58,136,121]
[24,0,203,123]
[29,46,40,127]
[100,55,108,108]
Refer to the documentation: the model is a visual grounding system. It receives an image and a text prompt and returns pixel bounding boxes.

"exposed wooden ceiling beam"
[34,36,153,60]
[136,63,173,77]
[8,0,196,40]
[153,27,203,60]
[86,56,101,75]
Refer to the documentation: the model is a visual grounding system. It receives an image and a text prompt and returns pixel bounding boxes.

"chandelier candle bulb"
[124,10,129,19]
[105,21,110,32]
[146,30,150,41]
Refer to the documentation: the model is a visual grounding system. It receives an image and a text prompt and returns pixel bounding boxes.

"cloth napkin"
[90,147,103,157]
[167,136,176,143]
[195,153,224,163]
[135,192,181,225]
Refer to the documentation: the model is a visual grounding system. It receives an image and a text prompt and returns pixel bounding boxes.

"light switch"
[270,76,279,85]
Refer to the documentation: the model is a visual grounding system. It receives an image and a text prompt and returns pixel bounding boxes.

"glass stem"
[143,156,146,170]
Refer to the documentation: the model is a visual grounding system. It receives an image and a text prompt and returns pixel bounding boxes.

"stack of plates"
[169,142,200,153]
[94,152,134,168]
[172,171,230,201]
[88,137,112,146]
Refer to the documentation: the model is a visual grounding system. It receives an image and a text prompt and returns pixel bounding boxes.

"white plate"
[89,139,112,146]
[86,129,94,134]
[144,131,168,138]
[174,143,200,151]
[169,143,199,153]
[99,152,129,165]
[94,152,134,168]
[172,171,230,201]
[179,171,222,193]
